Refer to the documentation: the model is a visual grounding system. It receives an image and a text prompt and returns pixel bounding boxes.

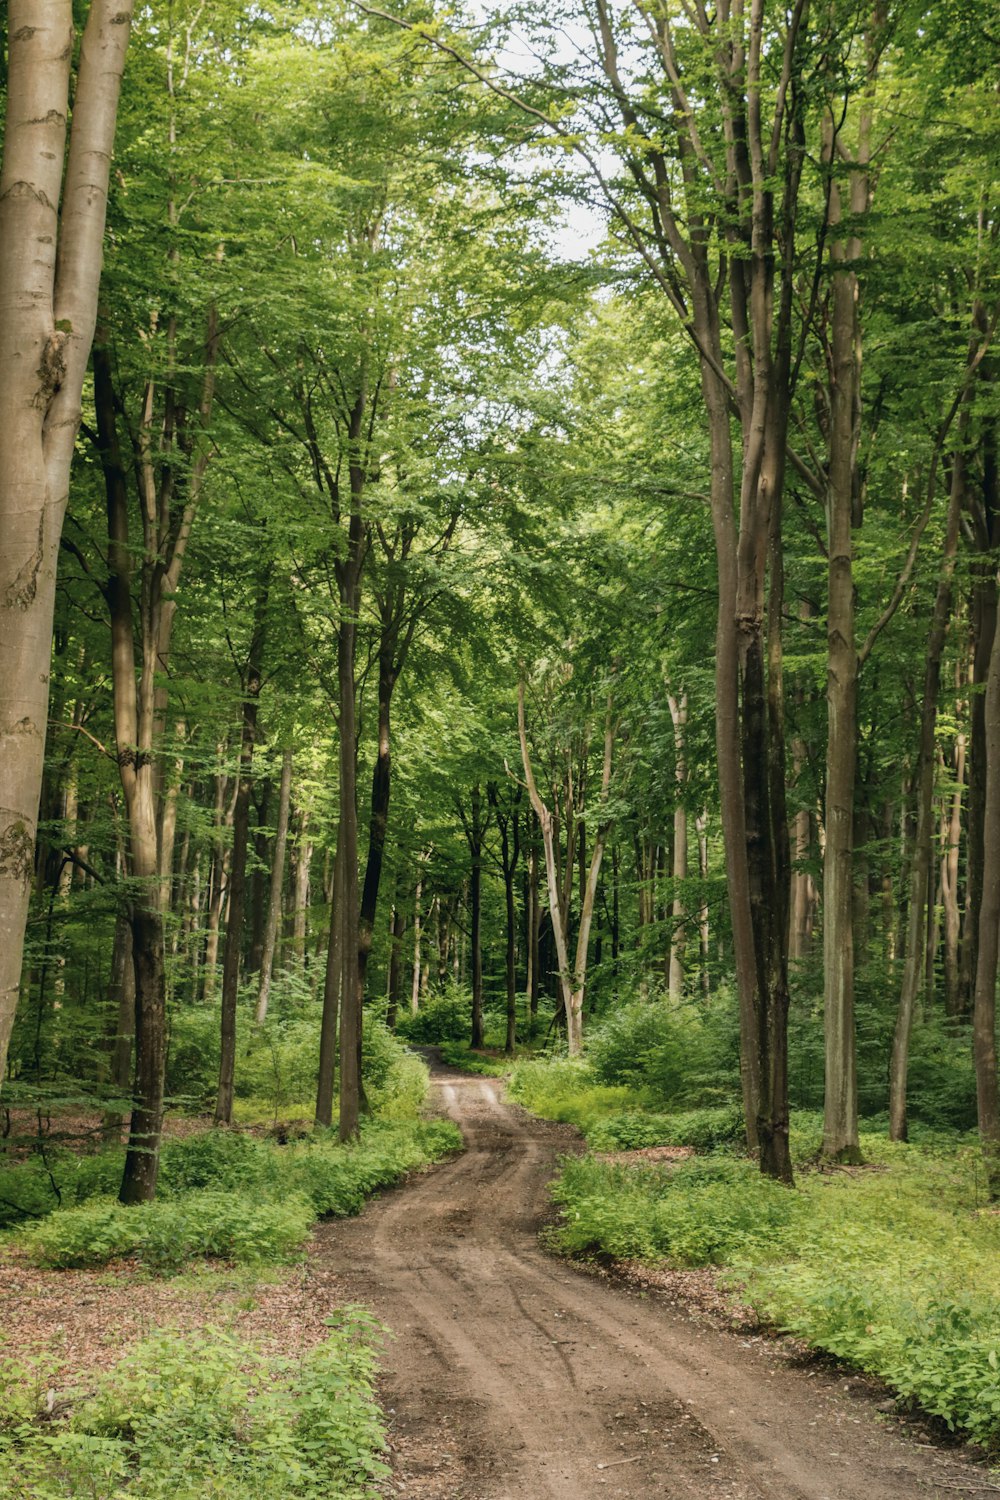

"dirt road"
[320,1059,989,1500]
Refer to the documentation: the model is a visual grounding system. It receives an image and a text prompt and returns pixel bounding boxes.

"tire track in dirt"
[315,1057,989,1500]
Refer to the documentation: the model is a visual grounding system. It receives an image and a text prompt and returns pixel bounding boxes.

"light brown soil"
[321,1058,993,1500]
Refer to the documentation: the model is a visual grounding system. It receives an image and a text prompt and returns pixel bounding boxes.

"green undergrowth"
[0,1024,433,1229]
[0,1309,389,1499]
[507,1057,642,1132]
[436,1041,510,1076]
[11,1118,461,1272]
[516,1050,1000,1451]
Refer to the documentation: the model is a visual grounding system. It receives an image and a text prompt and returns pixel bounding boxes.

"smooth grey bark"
[0,2,133,1086]
[254,746,293,1024]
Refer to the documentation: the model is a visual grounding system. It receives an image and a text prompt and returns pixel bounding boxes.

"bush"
[507,1056,638,1130]
[395,985,471,1043]
[0,1312,390,1498]
[15,1118,461,1272]
[551,1154,802,1266]
[19,1189,314,1272]
[283,1120,461,1218]
[586,1104,745,1153]
[437,1042,508,1076]
[587,992,741,1106]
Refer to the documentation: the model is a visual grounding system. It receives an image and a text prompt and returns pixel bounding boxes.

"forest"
[0,2,999,1497]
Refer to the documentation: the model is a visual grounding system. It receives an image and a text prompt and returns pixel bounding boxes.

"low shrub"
[14,1119,461,1272]
[19,1189,314,1272]
[437,1042,509,1076]
[507,1057,639,1131]
[284,1120,461,1218]
[550,1154,802,1266]
[586,991,742,1106]
[395,985,471,1044]
[0,1311,389,1498]
[586,1104,745,1153]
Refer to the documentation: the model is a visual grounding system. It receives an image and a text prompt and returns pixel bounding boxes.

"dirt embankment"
[321,1061,990,1500]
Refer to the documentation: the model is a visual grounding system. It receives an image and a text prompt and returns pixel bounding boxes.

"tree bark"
[465,785,485,1050]
[410,871,423,1014]
[316,824,344,1129]
[215,576,268,1125]
[291,811,312,963]
[337,494,365,1142]
[489,783,521,1054]
[889,451,965,1139]
[358,644,395,996]
[974,561,1000,1196]
[254,746,293,1024]
[387,902,405,1031]
[102,906,134,1137]
[666,691,688,1000]
[821,123,864,1164]
[942,728,965,1019]
[519,684,613,1055]
[0,2,133,1086]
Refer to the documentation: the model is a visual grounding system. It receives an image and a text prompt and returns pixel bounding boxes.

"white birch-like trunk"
[0,2,133,1086]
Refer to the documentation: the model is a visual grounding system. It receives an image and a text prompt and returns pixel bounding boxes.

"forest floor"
[321,1051,994,1500]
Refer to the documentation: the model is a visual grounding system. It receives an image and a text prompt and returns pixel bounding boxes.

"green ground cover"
[0,1028,461,1497]
[509,1027,1000,1451]
[0,1310,389,1499]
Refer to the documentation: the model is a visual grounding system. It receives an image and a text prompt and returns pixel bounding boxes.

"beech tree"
[0,1,132,1088]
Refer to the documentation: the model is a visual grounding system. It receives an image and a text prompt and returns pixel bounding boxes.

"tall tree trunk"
[337,510,365,1143]
[503,818,519,1054]
[316,824,343,1129]
[527,833,540,1027]
[519,686,614,1054]
[942,729,965,1018]
[962,399,999,1010]
[974,569,1000,1196]
[254,746,293,1024]
[0,2,133,1087]
[821,205,862,1162]
[489,785,521,1055]
[696,813,711,998]
[888,455,963,1140]
[247,778,272,974]
[215,578,268,1125]
[358,650,394,995]
[291,812,312,963]
[201,762,229,998]
[410,871,423,1014]
[387,902,405,1031]
[666,691,688,1000]
[103,907,134,1137]
[467,785,484,1050]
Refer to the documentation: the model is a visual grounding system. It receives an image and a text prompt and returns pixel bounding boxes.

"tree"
[0,1,133,1087]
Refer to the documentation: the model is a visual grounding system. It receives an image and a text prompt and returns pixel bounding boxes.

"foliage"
[0,1311,389,1497]
[585,1105,746,1153]
[506,1057,640,1131]
[586,997,739,1106]
[11,1119,461,1271]
[526,1043,1000,1451]
[395,986,472,1044]
[436,1042,509,1076]
[550,1155,803,1266]
[18,1190,315,1272]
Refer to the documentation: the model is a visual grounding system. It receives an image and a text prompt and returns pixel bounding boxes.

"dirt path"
[319,1061,989,1500]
